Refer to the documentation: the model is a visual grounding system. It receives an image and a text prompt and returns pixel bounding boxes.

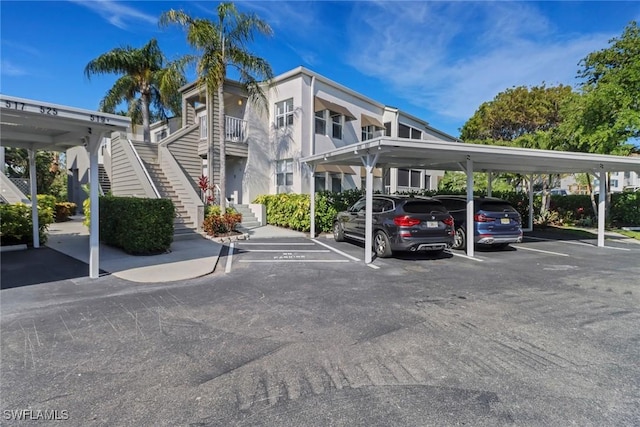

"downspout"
[309,75,316,238]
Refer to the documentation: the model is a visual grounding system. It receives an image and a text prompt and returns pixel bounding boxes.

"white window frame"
[398,168,423,188]
[276,159,294,190]
[331,112,343,140]
[155,128,168,142]
[275,99,294,128]
[198,112,208,140]
[315,110,327,135]
[362,125,375,141]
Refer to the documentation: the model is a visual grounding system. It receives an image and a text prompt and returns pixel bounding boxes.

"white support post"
[598,168,606,247]
[487,171,493,197]
[466,157,474,258]
[525,174,534,232]
[309,164,316,239]
[88,132,106,278]
[28,149,39,249]
[362,153,379,264]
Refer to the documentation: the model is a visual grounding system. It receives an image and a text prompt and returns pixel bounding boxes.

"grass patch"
[614,229,640,240]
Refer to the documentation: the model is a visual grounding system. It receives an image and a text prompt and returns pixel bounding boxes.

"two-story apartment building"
[70,66,460,233]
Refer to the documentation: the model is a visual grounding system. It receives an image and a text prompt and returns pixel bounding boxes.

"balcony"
[225,115,247,143]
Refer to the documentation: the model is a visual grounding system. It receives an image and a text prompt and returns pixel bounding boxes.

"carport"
[1,94,130,278]
[302,138,640,263]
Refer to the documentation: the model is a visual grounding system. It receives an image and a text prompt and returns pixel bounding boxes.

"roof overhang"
[301,138,640,175]
[0,94,131,151]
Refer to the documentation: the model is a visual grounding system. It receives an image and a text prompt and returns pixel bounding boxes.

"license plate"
[427,221,438,228]
[500,218,510,224]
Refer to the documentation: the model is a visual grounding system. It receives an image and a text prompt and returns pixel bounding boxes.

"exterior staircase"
[129,141,200,238]
[232,204,261,229]
[98,164,111,195]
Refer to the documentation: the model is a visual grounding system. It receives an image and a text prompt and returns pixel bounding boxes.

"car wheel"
[494,243,509,250]
[452,227,466,250]
[333,221,345,242]
[373,230,392,258]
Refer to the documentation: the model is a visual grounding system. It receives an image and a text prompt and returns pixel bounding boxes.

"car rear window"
[403,201,447,214]
[478,201,517,212]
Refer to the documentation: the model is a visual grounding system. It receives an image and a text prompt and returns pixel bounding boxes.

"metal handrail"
[127,138,161,198]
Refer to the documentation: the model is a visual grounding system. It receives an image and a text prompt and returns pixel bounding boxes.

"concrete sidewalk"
[44,219,309,283]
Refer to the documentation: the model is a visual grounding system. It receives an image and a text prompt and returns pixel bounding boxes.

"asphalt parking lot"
[1,231,639,426]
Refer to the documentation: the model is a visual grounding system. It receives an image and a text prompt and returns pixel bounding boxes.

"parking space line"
[511,245,569,257]
[312,239,361,261]
[526,236,632,251]
[225,243,234,273]
[239,243,315,246]
[446,250,484,262]
[243,249,330,253]
[367,263,381,269]
[238,260,350,263]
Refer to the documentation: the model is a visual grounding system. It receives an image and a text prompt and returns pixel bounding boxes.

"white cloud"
[68,0,156,30]
[1,60,28,76]
[345,2,617,121]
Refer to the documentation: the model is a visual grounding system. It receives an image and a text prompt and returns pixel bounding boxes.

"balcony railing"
[225,115,247,143]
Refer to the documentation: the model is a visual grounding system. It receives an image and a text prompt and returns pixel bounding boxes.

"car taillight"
[394,215,421,227]
[474,213,493,222]
[443,216,454,227]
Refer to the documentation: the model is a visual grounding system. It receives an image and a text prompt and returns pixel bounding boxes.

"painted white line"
[367,263,381,269]
[447,250,484,262]
[526,236,631,251]
[511,245,569,257]
[312,239,361,262]
[225,243,234,273]
[238,260,350,263]
[238,242,315,246]
[245,249,330,253]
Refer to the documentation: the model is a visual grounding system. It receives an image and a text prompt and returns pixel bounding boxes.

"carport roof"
[301,138,640,174]
[1,94,130,151]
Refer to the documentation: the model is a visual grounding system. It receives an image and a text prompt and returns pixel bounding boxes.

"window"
[398,123,422,140]
[424,174,431,190]
[331,175,341,192]
[384,122,391,137]
[199,114,207,140]
[315,174,326,191]
[155,129,168,142]
[331,112,342,139]
[315,110,326,135]
[276,159,293,187]
[397,168,422,188]
[362,125,375,141]
[275,99,294,128]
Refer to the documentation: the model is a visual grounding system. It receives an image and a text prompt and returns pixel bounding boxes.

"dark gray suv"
[333,195,455,258]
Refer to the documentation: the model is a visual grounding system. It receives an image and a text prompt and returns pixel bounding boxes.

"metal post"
[88,132,106,278]
[598,169,606,247]
[28,148,39,248]
[528,174,534,231]
[466,157,474,258]
[487,171,492,197]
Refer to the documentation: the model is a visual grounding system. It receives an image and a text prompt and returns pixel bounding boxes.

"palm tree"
[160,3,274,213]
[85,38,187,142]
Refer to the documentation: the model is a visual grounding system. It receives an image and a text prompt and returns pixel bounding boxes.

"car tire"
[452,227,466,250]
[373,230,393,258]
[333,221,345,242]
[494,243,509,250]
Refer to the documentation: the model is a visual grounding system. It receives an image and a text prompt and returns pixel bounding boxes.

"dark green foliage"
[610,192,640,226]
[253,194,311,231]
[0,202,54,246]
[98,196,175,254]
[202,206,242,236]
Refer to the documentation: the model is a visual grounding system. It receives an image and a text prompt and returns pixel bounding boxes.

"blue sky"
[1,1,638,137]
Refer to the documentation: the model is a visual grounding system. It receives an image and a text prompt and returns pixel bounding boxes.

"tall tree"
[85,38,186,142]
[557,21,640,155]
[160,2,274,213]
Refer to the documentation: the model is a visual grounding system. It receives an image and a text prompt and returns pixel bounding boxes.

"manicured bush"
[0,202,54,246]
[253,194,311,231]
[610,192,640,226]
[202,206,242,236]
[91,196,175,255]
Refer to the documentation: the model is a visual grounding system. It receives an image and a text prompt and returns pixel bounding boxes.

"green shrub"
[253,193,311,231]
[610,192,640,226]
[85,196,175,254]
[202,210,242,236]
[0,202,54,246]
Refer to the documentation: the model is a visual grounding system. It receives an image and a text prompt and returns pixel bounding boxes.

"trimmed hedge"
[97,196,175,255]
[253,190,639,233]
[0,202,54,246]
